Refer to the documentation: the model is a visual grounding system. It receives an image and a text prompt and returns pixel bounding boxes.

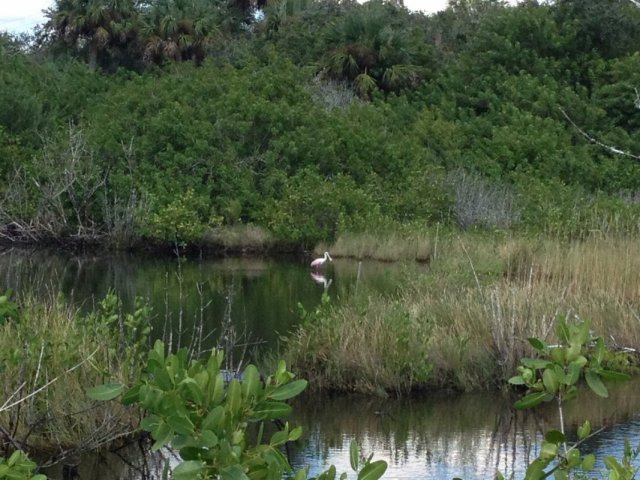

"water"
[2,247,640,479]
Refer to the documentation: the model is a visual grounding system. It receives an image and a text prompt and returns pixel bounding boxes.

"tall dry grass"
[284,235,640,394]
[0,295,140,461]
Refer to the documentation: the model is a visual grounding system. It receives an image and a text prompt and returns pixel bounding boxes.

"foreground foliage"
[507,319,636,480]
[90,340,388,480]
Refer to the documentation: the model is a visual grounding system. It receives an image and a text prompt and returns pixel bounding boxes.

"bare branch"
[559,108,640,161]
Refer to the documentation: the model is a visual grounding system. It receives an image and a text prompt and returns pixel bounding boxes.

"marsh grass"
[284,235,640,394]
[318,231,435,262]
[202,224,274,251]
[0,295,141,461]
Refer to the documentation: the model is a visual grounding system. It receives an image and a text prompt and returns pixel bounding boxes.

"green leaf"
[514,392,549,410]
[86,383,124,401]
[202,406,224,431]
[151,422,173,451]
[542,369,558,394]
[270,430,289,447]
[220,464,251,480]
[585,370,608,398]
[520,358,551,369]
[581,453,595,471]
[508,376,526,385]
[357,460,388,480]
[253,401,292,421]
[350,440,359,471]
[528,338,547,351]
[269,380,308,401]
[289,426,303,442]
[596,369,630,382]
[594,336,605,365]
[577,420,591,440]
[544,430,565,444]
[173,460,206,480]
[121,385,141,405]
[565,362,581,385]
[226,379,242,415]
[241,364,261,399]
[167,414,195,435]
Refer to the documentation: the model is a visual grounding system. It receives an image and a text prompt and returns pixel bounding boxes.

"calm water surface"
[2,248,640,479]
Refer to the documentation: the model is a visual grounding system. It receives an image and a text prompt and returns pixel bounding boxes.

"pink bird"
[310,251,332,269]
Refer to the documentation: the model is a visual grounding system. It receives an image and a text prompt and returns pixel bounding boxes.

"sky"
[0,0,454,34]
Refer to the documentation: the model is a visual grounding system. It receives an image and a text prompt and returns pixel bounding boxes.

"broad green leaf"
[86,383,124,401]
[241,364,261,399]
[581,453,595,471]
[220,464,250,480]
[577,420,591,440]
[520,358,551,369]
[350,440,359,471]
[253,401,292,421]
[167,414,195,435]
[226,379,242,415]
[171,460,205,480]
[553,470,568,480]
[357,460,388,480]
[540,441,558,461]
[596,369,630,382]
[542,369,558,394]
[140,414,161,432]
[201,429,218,448]
[528,338,547,351]
[585,370,608,398]
[202,406,224,431]
[565,362,581,385]
[269,380,308,401]
[121,385,141,405]
[270,430,289,447]
[289,426,303,442]
[508,376,525,385]
[295,468,308,480]
[151,422,173,451]
[604,456,626,476]
[514,392,549,410]
[544,430,565,444]
[524,459,547,480]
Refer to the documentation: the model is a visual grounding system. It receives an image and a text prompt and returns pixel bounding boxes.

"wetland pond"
[2,248,640,479]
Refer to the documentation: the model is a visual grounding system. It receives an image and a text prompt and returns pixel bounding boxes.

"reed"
[284,235,640,394]
[0,294,142,461]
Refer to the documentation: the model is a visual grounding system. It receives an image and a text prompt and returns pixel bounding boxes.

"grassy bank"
[0,293,147,460]
[284,234,640,394]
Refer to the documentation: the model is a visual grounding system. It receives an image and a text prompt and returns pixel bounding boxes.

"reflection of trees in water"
[0,249,340,356]
[290,382,640,479]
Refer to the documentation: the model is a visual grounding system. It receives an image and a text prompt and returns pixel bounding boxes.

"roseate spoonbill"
[310,251,332,269]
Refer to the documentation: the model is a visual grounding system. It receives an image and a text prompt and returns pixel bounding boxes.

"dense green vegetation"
[1,0,639,249]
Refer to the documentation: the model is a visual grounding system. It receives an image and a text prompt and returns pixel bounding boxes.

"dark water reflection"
[0,248,412,360]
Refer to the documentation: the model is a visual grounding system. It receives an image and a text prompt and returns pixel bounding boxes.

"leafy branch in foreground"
[89,340,387,480]
[506,318,635,480]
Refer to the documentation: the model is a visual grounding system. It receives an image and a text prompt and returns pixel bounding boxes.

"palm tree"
[44,0,138,70]
[140,0,222,66]
[321,1,422,97]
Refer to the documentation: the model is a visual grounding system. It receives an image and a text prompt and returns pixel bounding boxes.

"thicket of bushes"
[1,0,639,248]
